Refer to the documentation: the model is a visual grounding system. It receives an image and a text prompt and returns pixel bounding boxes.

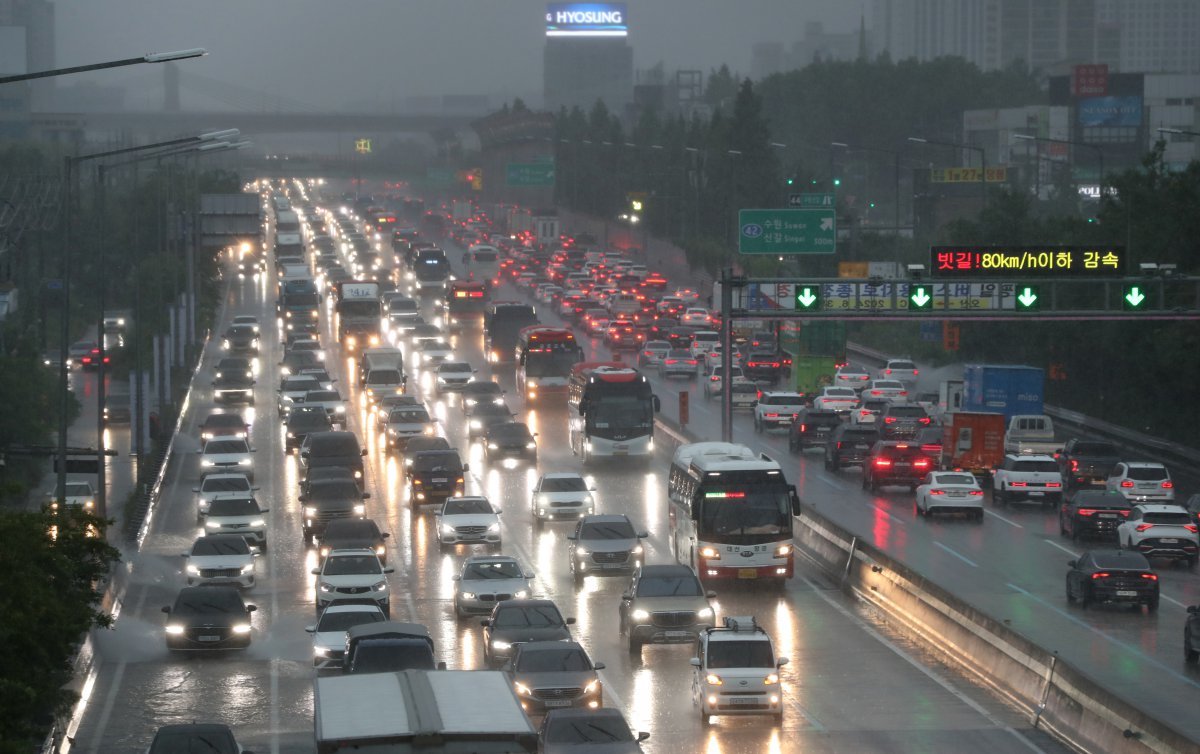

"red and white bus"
[515,326,583,402]
[667,443,800,582]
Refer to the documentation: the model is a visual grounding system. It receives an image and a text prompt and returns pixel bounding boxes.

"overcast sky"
[53,1,863,110]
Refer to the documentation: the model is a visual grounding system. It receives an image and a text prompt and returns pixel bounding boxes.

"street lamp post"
[908,136,988,209]
[1012,133,1105,194]
[0,48,206,85]
[726,149,742,247]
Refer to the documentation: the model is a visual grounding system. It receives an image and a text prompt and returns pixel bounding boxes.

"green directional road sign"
[1015,285,1041,312]
[1123,284,1148,311]
[909,284,933,311]
[787,193,834,208]
[794,285,822,311]
[505,162,556,187]
[738,209,836,255]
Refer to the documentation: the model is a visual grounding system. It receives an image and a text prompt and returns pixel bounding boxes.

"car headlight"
[335,405,346,413]
[491,640,512,651]
[287,432,295,438]
[699,546,720,560]
[487,523,500,533]
[514,681,532,696]
[314,646,329,657]
[526,379,538,388]
[492,397,505,405]
[353,504,366,515]
[441,523,456,534]
[460,591,477,600]
[232,623,252,634]
[201,459,215,467]
[631,544,643,555]
[205,520,222,529]
[304,506,317,517]
[705,673,723,686]
[249,519,265,527]
[514,589,529,599]
[240,564,255,574]
[526,442,536,450]
[631,609,650,621]
[697,607,714,619]
[186,565,200,575]
[470,420,482,429]
[372,580,388,592]
[318,582,333,593]
[238,458,252,466]
[375,545,386,557]
[424,425,435,435]
[575,547,590,556]
[222,339,231,349]
[764,673,780,685]
[165,625,185,635]
[775,544,792,557]
[487,442,499,449]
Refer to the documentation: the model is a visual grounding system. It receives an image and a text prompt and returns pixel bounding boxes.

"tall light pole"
[908,136,988,209]
[0,48,206,85]
[1012,133,1105,194]
[726,149,742,247]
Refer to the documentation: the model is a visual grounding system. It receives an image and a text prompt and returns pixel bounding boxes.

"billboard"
[1078,96,1142,128]
[545,3,628,37]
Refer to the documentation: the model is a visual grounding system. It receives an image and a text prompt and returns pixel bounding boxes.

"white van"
[465,245,501,284]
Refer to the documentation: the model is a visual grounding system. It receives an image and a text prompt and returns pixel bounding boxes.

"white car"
[992,454,1063,507]
[537,284,562,303]
[532,473,596,528]
[864,379,909,403]
[453,556,534,618]
[657,296,684,314]
[305,602,386,668]
[193,473,256,519]
[880,359,919,384]
[435,361,475,393]
[703,365,745,398]
[198,436,256,479]
[1106,462,1176,503]
[692,616,787,724]
[277,375,323,416]
[689,331,720,358]
[834,364,871,391]
[384,405,438,449]
[914,472,985,521]
[203,496,269,550]
[231,315,260,334]
[413,340,454,367]
[182,534,257,588]
[436,496,502,548]
[681,308,713,328]
[674,288,702,305]
[1117,504,1199,566]
[48,481,96,513]
[288,338,326,363]
[300,389,347,425]
[851,399,890,425]
[754,392,807,432]
[312,548,394,615]
[813,387,859,413]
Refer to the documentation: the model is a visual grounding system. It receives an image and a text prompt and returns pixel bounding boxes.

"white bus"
[667,443,800,583]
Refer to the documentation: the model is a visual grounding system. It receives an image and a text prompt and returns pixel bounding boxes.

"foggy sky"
[52,1,862,110]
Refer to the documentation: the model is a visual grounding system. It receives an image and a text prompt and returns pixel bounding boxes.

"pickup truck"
[1003,414,1063,456]
[1058,438,1121,489]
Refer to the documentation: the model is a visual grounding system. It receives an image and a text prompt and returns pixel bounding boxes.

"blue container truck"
[962,365,1045,420]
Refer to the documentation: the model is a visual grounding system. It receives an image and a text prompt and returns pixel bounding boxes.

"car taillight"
[885,369,892,374]
[1120,480,1134,488]
[884,417,896,424]
[1045,482,1062,488]
[918,417,931,425]
[1070,460,1079,471]
[799,424,807,432]
[1077,508,1097,517]
[913,459,931,468]
[874,458,892,467]
[1010,481,1027,487]
[1141,572,1158,581]
[921,444,940,454]
[1135,523,1154,532]
[1090,572,1110,579]
[870,390,881,395]
[766,412,778,418]
[1184,524,1199,533]
[968,490,984,496]
[929,489,945,495]
[1162,481,1174,489]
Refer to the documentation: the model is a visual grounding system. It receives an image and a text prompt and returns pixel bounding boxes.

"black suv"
[878,404,933,440]
[408,449,468,505]
[862,441,935,491]
[1059,489,1131,542]
[788,409,843,452]
[824,425,880,471]
[300,431,367,483]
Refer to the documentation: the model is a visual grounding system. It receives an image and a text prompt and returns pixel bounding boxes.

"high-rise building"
[0,0,55,111]
[1097,0,1200,74]
[543,4,632,113]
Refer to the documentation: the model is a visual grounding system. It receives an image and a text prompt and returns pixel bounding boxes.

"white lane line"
[1042,539,1080,558]
[801,576,1047,752]
[869,503,906,525]
[817,475,847,490]
[934,541,979,568]
[1162,594,1187,609]
[265,370,282,754]
[1006,583,1200,691]
[985,509,1023,528]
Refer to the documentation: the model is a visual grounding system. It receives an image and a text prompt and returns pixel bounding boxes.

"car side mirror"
[383,567,395,574]
[246,605,257,612]
[304,624,316,634]
[381,532,390,538]
[361,449,368,456]
[705,590,717,599]
[161,606,171,613]
[652,395,662,412]
[638,531,649,538]
[593,662,606,670]
[480,619,491,627]
[436,661,447,670]
[689,657,701,667]
[1189,606,1198,614]
[362,492,372,499]
[638,732,651,742]
[192,487,200,492]
[311,568,320,575]
[462,464,470,472]
[621,592,632,601]
[298,494,308,502]
[1067,560,1077,568]
[566,617,576,625]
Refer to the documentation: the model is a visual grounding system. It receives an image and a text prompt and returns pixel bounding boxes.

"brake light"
[871,390,881,395]
[1045,482,1062,488]
[884,417,896,424]
[874,458,893,467]
[885,369,891,374]
[1141,573,1158,581]
[968,490,984,496]
[913,369,918,376]
[1010,482,1027,487]
[1077,509,1097,517]
[1070,460,1079,471]
[929,489,945,495]
[1135,523,1153,532]
[1091,572,1109,579]
[1120,480,1134,488]
[1185,524,1199,533]
[913,459,931,469]
[799,424,807,432]
[1162,481,1174,489]
[765,412,779,419]
[918,417,931,425]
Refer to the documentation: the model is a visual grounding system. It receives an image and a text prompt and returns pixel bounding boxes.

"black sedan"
[467,402,516,439]
[484,422,538,464]
[221,324,259,355]
[199,411,250,442]
[317,517,390,564]
[285,406,333,453]
[1058,489,1131,542]
[1065,549,1159,611]
[481,599,574,667]
[162,586,257,651]
[538,709,649,753]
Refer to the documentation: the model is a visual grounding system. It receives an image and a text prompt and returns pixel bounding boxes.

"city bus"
[567,363,659,462]
[515,326,583,402]
[667,442,800,582]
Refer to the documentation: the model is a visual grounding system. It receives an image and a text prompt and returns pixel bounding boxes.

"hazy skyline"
[52,1,864,110]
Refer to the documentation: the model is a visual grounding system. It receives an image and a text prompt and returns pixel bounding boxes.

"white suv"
[311,549,394,615]
[992,454,1063,508]
[880,359,919,385]
[754,391,806,432]
[1106,462,1175,503]
[691,615,788,725]
[1117,504,1199,567]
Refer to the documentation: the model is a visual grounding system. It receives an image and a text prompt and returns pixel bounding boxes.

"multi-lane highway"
[65,199,1072,754]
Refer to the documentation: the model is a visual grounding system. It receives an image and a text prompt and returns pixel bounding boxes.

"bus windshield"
[524,350,579,377]
[588,394,653,430]
[340,300,378,318]
[697,485,792,543]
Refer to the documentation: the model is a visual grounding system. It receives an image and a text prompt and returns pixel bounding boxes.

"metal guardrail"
[845,340,1200,471]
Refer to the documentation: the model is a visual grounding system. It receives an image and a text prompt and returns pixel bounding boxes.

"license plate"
[1160,538,1179,543]
[729,696,760,705]
[1030,491,1044,497]
[1099,513,1116,518]
[1116,590,1138,597]
[543,700,572,708]
[432,478,447,483]
[614,444,628,451]
[664,631,692,640]
[198,635,221,642]
[738,568,758,579]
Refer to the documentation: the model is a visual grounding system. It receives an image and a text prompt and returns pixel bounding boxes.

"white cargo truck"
[313,669,537,754]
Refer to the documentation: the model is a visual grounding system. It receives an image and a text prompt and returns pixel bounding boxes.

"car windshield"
[493,605,564,628]
[389,299,418,312]
[935,474,977,486]
[464,560,524,580]
[207,498,259,516]
[887,406,928,417]
[580,520,636,539]
[325,521,379,539]
[707,640,775,669]
[825,388,855,397]
[420,341,451,351]
[205,440,247,454]
[445,499,493,515]
[439,362,472,373]
[540,477,587,493]
[516,647,591,672]
[62,483,91,496]
[1013,460,1059,472]
[489,424,531,440]
[311,436,360,455]
[390,409,430,423]
[367,369,402,383]
[1126,466,1168,481]
[763,395,802,405]
[889,361,917,371]
[192,537,250,556]
[412,452,462,472]
[290,412,331,429]
[149,730,238,754]
[317,610,384,632]
[1073,442,1118,455]
[324,555,382,576]
[204,415,244,428]
[544,715,633,744]
[842,430,879,443]
[283,378,320,391]
[875,380,905,390]
[636,574,703,597]
[306,391,339,402]
[307,481,360,500]
[1142,511,1192,525]
[175,591,245,614]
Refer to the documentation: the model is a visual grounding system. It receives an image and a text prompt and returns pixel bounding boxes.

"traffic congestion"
[74,177,1198,752]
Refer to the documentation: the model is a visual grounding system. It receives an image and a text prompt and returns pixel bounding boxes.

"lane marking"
[869,503,905,525]
[817,475,847,491]
[1006,583,1200,691]
[934,541,979,568]
[985,509,1023,528]
[801,576,1047,752]
[1042,539,1080,559]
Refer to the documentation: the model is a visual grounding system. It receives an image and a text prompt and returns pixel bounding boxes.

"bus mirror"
[652,395,661,413]
[789,487,801,516]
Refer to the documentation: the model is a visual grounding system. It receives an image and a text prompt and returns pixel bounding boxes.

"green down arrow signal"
[909,286,932,310]
[796,286,820,309]
[1124,285,1146,310]
[1016,286,1039,310]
